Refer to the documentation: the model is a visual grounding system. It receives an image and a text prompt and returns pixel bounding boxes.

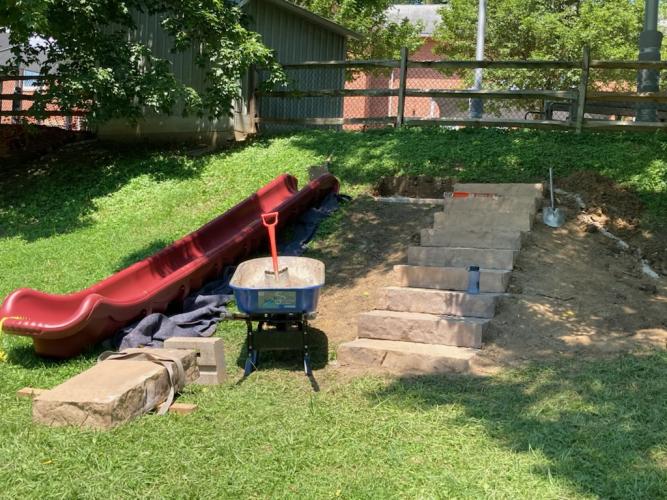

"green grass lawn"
[1,128,666,498]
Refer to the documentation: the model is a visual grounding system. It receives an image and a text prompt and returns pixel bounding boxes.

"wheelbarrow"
[228,212,325,377]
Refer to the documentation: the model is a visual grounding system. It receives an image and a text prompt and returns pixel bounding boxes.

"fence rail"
[0,74,84,129]
[258,46,667,132]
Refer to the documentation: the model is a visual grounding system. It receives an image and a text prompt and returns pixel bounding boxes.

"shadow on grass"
[0,143,207,242]
[6,342,103,370]
[235,325,329,373]
[114,239,174,272]
[370,353,667,498]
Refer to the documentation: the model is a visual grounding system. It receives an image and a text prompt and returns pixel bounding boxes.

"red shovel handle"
[261,212,279,276]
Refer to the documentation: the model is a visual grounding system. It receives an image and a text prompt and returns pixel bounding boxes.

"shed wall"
[245,0,346,131]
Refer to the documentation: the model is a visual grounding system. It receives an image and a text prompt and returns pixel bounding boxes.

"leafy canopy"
[294,0,423,59]
[433,0,645,89]
[0,0,284,123]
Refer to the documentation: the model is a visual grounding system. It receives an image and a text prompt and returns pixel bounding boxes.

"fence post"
[12,84,22,125]
[575,45,590,133]
[248,65,258,133]
[396,47,408,127]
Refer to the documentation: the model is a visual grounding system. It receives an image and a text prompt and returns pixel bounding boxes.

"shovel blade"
[543,208,565,228]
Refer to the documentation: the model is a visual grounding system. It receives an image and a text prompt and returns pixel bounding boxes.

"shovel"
[543,167,565,228]
[261,212,287,279]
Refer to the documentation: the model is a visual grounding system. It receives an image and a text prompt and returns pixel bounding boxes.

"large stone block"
[358,310,488,348]
[377,286,497,318]
[337,338,478,374]
[433,211,533,232]
[408,246,516,270]
[420,228,523,250]
[33,348,197,429]
[453,182,543,200]
[395,265,510,293]
[164,337,227,385]
[443,196,539,215]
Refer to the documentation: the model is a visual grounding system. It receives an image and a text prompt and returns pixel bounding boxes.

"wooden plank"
[396,47,408,127]
[0,75,50,81]
[590,60,667,70]
[282,59,399,69]
[404,89,576,100]
[168,402,198,415]
[575,46,591,134]
[0,93,37,100]
[406,60,580,70]
[0,110,86,117]
[16,387,47,399]
[259,88,397,98]
[257,117,396,126]
[583,120,667,131]
[403,117,572,130]
[587,91,667,103]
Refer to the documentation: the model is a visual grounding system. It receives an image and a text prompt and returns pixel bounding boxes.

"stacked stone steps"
[338,183,543,375]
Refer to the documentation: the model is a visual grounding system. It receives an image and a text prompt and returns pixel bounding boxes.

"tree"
[293,0,423,59]
[433,0,646,90]
[0,1,284,123]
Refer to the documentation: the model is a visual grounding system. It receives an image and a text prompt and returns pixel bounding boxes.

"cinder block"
[420,228,523,250]
[377,286,497,318]
[453,182,543,199]
[408,246,516,270]
[338,338,478,374]
[164,337,226,385]
[434,211,533,232]
[395,265,510,293]
[443,196,539,215]
[358,310,487,348]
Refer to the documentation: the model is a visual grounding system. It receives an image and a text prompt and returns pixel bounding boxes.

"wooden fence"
[257,47,667,132]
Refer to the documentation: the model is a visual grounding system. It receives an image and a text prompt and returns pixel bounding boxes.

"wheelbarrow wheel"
[303,353,312,376]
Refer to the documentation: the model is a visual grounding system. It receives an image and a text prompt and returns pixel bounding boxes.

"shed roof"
[239,0,361,39]
[386,4,442,37]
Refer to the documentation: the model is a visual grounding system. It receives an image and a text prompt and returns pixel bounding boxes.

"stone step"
[453,182,543,200]
[421,228,523,250]
[433,211,533,232]
[337,338,478,374]
[377,286,497,318]
[395,265,510,293]
[358,310,488,348]
[408,246,516,270]
[443,196,539,215]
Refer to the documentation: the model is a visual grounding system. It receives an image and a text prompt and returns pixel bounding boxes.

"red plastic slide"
[0,174,339,358]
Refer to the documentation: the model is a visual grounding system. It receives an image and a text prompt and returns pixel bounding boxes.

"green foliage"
[433,0,645,89]
[0,1,284,123]
[294,0,423,59]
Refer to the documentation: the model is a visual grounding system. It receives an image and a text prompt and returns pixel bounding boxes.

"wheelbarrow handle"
[261,212,279,227]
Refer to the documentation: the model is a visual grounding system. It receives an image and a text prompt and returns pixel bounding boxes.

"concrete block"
[377,286,497,318]
[358,310,488,348]
[338,338,478,374]
[443,196,539,215]
[32,348,197,429]
[408,246,516,270]
[453,182,543,199]
[164,337,227,385]
[433,211,533,232]
[421,228,523,250]
[16,387,47,399]
[395,265,510,293]
[168,403,198,415]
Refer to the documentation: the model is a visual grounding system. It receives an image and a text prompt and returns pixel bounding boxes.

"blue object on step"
[467,266,480,294]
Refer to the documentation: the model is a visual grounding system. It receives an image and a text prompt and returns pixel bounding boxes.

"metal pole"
[637,0,662,122]
[469,0,486,119]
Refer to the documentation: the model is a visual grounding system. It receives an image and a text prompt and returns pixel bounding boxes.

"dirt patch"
[373,175,453,198]
[309,198,439,347]
[556,170,666,276]
[306,197,666,377]
[474,215,667,373]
